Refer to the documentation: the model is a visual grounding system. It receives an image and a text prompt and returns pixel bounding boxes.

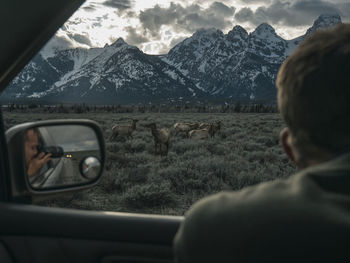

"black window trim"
[0,0,86,202]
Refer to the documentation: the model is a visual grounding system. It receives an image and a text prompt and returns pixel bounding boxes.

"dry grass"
[3,112,296,215]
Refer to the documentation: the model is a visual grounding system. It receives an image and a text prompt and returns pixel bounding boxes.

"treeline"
[1,103,278,114]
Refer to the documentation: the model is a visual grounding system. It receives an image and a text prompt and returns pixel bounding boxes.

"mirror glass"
[24,125,101,189]
[80,156,101,179]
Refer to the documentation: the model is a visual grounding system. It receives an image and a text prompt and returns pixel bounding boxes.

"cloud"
[102,0,133,11]
[92,22,102,28]
[40,34,78,58]
[47,35,76,50]
[234,0,350,27]
[138,3,181,36]
[82,5,97,12]
[138,2,236,39]
[238,0,272,4]
[157,43,173,54]
[66,17,85,26]
[142,42,170,55]
[170,36,188,48]
[68,33,93,46]
[339,2,350,20]
[124,10,137,18]
[235,7,254,23]
[210,2,236,16]
[125,26,150,45]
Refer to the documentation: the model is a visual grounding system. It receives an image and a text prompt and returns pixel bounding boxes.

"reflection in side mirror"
[37,145,64,158]
[24,125,102,190]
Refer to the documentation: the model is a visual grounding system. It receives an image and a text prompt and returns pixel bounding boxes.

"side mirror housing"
[6,119,105,203]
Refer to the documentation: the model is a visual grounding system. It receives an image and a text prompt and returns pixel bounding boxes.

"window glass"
[2,0,346,215]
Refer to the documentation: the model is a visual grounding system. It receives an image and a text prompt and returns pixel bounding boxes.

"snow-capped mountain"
[286,13,342,53]
[161,23,283,99]
[162,13,342,101]
[1,14,342,104]
[3,38,205,104]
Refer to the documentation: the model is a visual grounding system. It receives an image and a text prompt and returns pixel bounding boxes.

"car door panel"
[0,203,182,263]
[2,236,174,263]
[0,242,14,263]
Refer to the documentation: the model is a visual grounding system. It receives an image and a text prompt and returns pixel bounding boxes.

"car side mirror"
[6,119,105,201]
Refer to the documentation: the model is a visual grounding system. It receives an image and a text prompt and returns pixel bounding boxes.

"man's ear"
[280,127,297,165]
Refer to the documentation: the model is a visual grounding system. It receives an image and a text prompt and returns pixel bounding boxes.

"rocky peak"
[315,13,341,26]
[192,28,224,41]
[252,23,277,38]
[305,13,342,36]
[172,27,225,55]
[227,25,248,40]
[111,37,128,47]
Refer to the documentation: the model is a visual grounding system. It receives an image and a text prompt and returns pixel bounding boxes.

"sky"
[47,0,350,55]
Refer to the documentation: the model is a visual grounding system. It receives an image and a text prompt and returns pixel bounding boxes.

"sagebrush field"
[3,111,296,215]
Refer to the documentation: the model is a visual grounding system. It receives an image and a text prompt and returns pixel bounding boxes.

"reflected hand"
[27,152,52,177]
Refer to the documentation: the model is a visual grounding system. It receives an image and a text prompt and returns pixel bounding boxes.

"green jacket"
[174,153,350,262]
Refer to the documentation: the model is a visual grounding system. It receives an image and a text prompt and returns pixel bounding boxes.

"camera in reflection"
[37,145,64,158]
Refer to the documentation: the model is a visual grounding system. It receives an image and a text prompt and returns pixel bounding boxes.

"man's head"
[24,128,39,167]
[276,23,350,168]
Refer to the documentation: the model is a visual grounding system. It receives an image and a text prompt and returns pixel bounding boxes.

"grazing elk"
[199,121,221,137]
[188,124,215,139]
[173,122,199,137]
[145,122,170,156]
[110,119,138,140]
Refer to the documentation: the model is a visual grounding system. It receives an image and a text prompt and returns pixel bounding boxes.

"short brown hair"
[24,128,39,142]
[277,23,350,161]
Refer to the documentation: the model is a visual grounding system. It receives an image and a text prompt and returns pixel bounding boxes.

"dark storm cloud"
[138,2,235,39]
[125,26,150,45]
[68,33,92,46]
[235,7,254,23]
[102,0,133,11]
[125,10,137,18]
[138,3,182,35]
[239,0,271,3]
[67,17,85,26]
[92,22,102,28]
[83,5,97,12]
[47,35,75,50]
[210,2,236,16]
[339,2,350,19]
[235,0,350,27]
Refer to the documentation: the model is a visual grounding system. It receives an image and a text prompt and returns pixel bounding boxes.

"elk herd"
[109,119,222,156]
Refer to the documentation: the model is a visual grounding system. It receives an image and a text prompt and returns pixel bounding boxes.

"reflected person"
[24,128,52,177]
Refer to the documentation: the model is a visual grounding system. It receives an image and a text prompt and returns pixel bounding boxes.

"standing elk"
[199,121,221,137]
[145,122,170,156]
[110,119,138,140]
[173,122,200,137]
[188,124,215,139]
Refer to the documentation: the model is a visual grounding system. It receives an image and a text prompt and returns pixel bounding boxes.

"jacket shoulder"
[174,174,322,262]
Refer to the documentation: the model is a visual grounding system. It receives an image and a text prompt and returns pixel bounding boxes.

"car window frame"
[0,107,12,202]
[0,0,85,93]
[0,0,86,202]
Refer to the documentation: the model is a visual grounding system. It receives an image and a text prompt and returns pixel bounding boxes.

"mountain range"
[0,14,342,104]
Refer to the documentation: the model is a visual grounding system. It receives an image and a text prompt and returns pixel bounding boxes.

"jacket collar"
[299,152,350,195]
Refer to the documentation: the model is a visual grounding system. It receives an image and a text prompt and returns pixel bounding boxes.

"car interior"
[0,0,183,262]
[1,0,347,262]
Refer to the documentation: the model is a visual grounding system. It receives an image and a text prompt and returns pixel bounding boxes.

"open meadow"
[3,111,296,215]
